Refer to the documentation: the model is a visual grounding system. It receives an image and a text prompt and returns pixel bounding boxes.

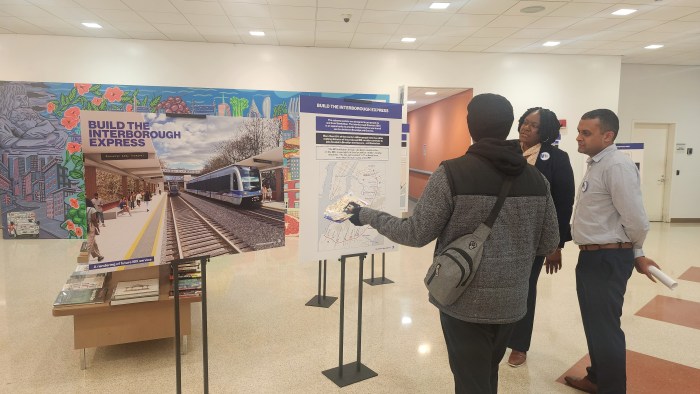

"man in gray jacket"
[348,93,559,393]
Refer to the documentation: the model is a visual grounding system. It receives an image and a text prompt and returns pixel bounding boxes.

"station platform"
[86,193,167,266]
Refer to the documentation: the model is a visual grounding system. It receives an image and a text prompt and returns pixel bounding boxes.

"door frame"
[632,121,676,223]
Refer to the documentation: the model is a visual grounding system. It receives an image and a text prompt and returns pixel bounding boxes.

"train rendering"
[186,164,262,207]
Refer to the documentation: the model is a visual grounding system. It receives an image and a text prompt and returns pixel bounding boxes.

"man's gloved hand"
[344,202,363,226]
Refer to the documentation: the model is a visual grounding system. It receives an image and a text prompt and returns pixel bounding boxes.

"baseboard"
[670,218,700,223]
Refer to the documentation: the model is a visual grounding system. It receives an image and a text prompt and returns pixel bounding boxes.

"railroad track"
[165,195,252,261]
[235,207,286,227]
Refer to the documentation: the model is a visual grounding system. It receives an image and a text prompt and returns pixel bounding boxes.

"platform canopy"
[236,146,283,171]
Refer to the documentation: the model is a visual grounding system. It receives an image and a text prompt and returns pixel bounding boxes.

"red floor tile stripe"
[557,350,700,393]
[635,295,700,330]
[678,267,700,283]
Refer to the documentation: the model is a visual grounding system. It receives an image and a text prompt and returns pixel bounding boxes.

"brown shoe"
[507,350,526,367]
[564,375,598,393]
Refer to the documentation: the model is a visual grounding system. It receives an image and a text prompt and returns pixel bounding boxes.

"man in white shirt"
[565,109,660,394]
[91,192,105,227]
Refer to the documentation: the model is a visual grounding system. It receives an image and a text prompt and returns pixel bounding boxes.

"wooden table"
[53,265,201,369]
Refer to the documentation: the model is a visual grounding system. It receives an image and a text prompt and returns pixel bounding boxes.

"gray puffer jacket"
[358,138,559,324]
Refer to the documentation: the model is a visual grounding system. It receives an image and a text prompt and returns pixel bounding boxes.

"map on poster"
[299,96,403,262]
[317,161,387,251]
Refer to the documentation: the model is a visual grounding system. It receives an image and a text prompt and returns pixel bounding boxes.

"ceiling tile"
[221,3,270,18]
[503,1,566,16]
[412,0,470,12]
[73,0,130,10]
[139,12,189,25]
[229,16,274,29]
[533,16,580,29]
[402,12,452,25]
[471,27,519,38]
[384,41,420,50]
[316,20,358,33]
[487,15,540,28]
[679,11,700,22]
[317,7,357,22]
[458,36,503,46]
[170,0,225,15]
[420,35,466,46]
[510,28,558,38]
[39,6,101,19]
[195,25,236,35]
[365,0,418,12]
[433,26,480,36]
[113,22,159,33]
[458,0,518,15]
[316,31,354,41]
[356,22,399,34]
[17,16,74,29]
[568,17,624,31]
[636,6,699,21]
[609,19,660,32]
[449,44,490,52]
[0,16,48,33]
[619,30,684,42]
[24,0,80,5]
[492,37,538,48]
[317,0,367,9]
[548,2,611,17]
[648,21,700,33]
[360,10,408,24]
[201,33,243,44]
[560,39,608,49]
[273,18,315,31]
[2,4,55,18]
[267,0,315,6]
[185,14,232,27]
[446,14,498,27]
[315,39,350,48]
[417,43,457,51]
[91,9,146,23]
[394,24,440,35]
[270,6,316,20]
[121,0,178,13]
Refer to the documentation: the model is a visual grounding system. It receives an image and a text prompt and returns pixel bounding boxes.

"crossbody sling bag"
[424,176,514,306]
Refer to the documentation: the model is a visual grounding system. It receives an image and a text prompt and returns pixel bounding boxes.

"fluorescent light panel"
[645,44,664,49]
[543,41,560,47]
[401,37,416,43]
[429,2,450,9]
[406,100,417,105]
[612,9,637,16]
[249,31,265,36]
[82,22,102,28]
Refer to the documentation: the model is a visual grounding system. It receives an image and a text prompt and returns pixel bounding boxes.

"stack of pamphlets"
[111,278,160,305]
[169,262,202,299]
[54,288,108,306]
[62,273,108,291]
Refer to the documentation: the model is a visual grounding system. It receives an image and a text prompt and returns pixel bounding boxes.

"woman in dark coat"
[507,107,576,367]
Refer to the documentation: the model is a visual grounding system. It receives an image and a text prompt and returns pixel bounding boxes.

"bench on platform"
[103,211,117,220]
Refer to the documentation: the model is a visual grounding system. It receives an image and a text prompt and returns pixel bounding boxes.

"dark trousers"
[440,312,515,394]
[507,255,545,352]
[576,249,634,394]
[95,211,104,225]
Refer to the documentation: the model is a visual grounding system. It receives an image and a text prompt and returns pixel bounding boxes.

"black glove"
[344,202,363,226]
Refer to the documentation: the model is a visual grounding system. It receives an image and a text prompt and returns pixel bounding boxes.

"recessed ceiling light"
[645,44,664,49]
[82,22,102,29]
[612,9,637,16]
[249,31,265,36]
[401,37,417,43]
[425,91,437,96]
[521,6,545,14]
[429,2,450,9]
[406,100,417,105]
[543,41,560,47]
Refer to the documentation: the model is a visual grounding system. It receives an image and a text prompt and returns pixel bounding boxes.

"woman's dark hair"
[517,107,561,145]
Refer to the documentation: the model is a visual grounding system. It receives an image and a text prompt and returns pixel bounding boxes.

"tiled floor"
[0,222,698,393]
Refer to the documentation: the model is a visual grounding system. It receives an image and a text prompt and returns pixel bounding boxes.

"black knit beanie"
[467,93,514,142]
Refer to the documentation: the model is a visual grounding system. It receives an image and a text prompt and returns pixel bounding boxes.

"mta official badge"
[539,152,550,161]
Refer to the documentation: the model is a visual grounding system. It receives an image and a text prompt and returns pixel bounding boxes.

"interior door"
[632,123,669,222]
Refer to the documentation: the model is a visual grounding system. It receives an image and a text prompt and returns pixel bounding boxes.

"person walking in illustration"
[136,191,142,208]
[7,221,16,237]
[86,204,105,262]
[144,190,151,212]
[118,196,132,216]
[130,193,136,209]
[91,192,106,227]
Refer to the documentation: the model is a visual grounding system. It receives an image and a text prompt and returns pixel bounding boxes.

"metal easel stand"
[363,253,394,286]
[322,253,378,387]
[171,255,210,394]
[306,259,337,308]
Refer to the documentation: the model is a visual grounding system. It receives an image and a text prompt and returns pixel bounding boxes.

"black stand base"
[322,362,378,387]
[363,277,394,286]
[305,295,337,308]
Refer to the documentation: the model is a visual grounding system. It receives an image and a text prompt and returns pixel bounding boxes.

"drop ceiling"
[1,0,699,66]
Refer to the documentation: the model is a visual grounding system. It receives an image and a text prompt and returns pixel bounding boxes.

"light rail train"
[185,164,262,207]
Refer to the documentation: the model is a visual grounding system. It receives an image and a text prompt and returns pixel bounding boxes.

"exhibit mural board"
[0,80,388,247]
[298,96,403,262]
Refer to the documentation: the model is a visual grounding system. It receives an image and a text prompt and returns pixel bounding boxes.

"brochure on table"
[299,96,403,262]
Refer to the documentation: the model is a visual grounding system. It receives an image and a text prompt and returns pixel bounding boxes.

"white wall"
[618,64,700,219]
[0,34,621,192]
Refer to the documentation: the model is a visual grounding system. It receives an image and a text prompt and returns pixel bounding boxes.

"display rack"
[52,265,201,370]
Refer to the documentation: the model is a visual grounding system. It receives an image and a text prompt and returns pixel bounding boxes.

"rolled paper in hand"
[648,266,678,290]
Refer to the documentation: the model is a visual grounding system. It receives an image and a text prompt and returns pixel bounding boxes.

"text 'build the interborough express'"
[315,103,389,113]
[87,120,182,147]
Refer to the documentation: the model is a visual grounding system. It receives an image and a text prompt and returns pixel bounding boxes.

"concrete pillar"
[84,166,97,201]
[273,168,284,202]
[121,175,128,197]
